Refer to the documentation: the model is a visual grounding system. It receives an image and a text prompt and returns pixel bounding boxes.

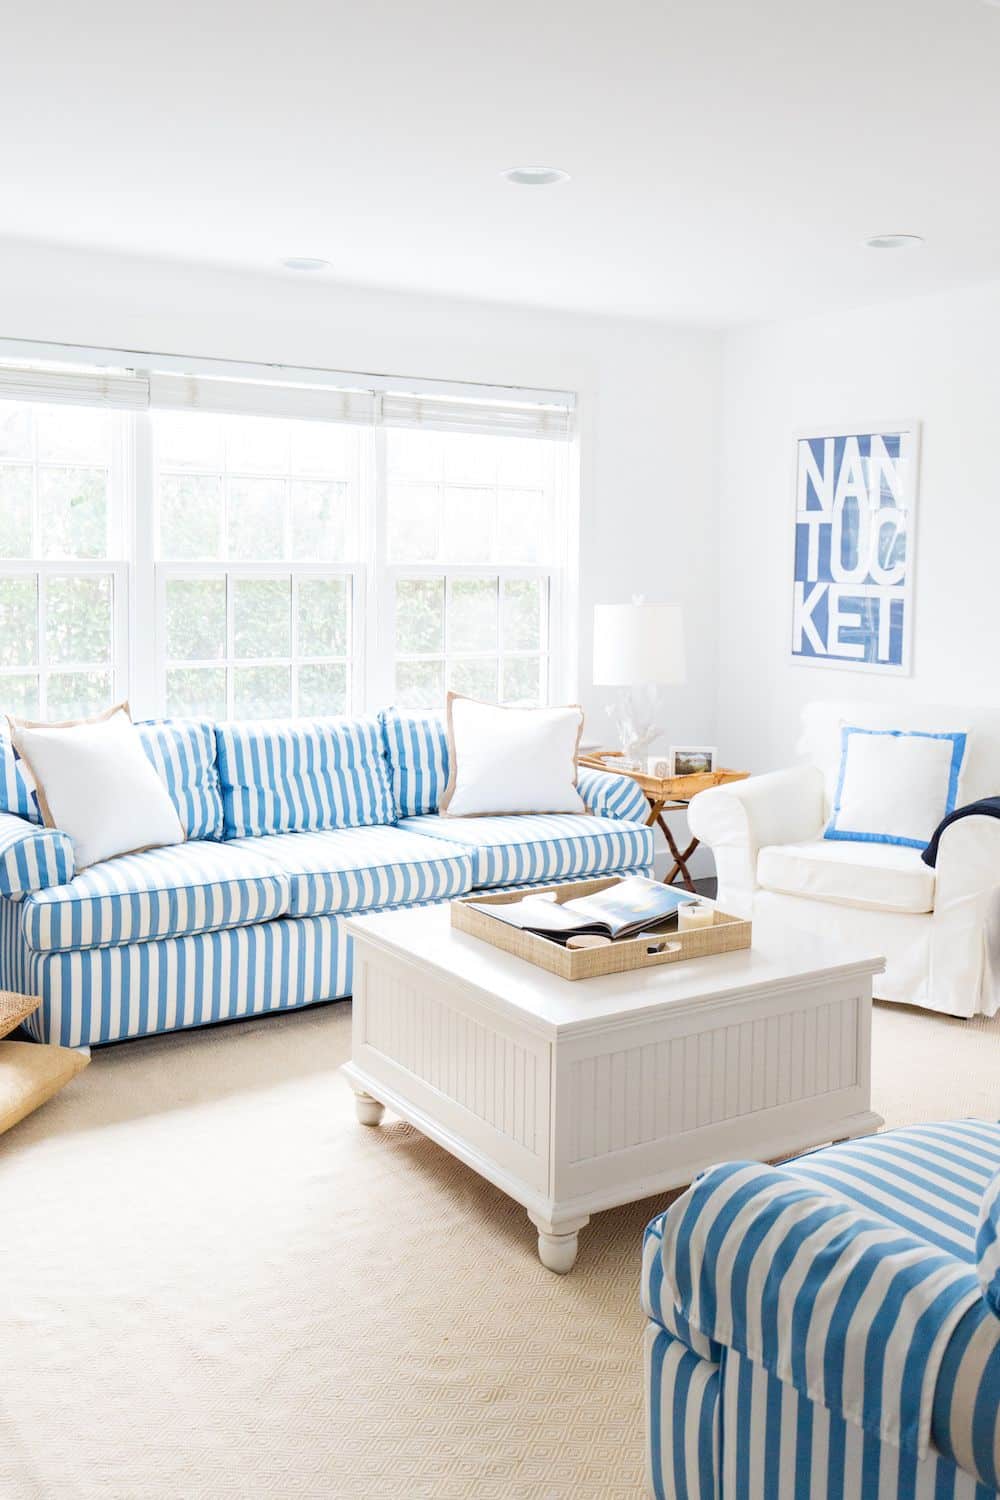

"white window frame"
[0,344,578,722]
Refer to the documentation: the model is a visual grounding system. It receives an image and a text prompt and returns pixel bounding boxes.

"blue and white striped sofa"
[643,1122,1000,1499]
[0,707,652,1048]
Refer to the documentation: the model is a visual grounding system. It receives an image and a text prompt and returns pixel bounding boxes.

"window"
[0,397,126,719]
[0,359,575,722]
[154,408,363,719]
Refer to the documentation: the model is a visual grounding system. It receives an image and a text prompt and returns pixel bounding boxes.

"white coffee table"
[342,905,884,1273]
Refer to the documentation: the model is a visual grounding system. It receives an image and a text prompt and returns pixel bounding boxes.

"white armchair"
[689,701,1000,1018]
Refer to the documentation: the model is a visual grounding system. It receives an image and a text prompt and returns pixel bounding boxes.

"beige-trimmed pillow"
[439,692,586,817]
[0,1040,89,1137]
[8,702,184,869]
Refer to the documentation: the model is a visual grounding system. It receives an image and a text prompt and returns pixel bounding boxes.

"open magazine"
[465,875,696,943]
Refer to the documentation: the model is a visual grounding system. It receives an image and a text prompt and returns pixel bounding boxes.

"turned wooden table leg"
[354,1091,385,1126]
[527,1210,590,1274]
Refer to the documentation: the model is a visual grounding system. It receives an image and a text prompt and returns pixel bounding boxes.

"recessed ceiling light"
[501,166,570,187]
[280,257,330,272]
[865,234,925,250]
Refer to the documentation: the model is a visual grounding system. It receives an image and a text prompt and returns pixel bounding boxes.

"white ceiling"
[4,0,1000,326]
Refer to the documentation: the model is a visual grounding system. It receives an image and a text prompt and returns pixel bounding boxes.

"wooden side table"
[579,751,749,891]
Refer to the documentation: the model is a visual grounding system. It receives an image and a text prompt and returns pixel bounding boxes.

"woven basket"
[0,991,41,1042]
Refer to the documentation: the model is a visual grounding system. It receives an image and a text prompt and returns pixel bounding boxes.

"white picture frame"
[668,745,717,777]
[790,420,920,676]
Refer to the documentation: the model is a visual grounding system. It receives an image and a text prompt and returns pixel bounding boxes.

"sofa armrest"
[577,766,650,826]
[0,812,74,897]
[686,765,825,916]
[660,1159,985,1463]
[928,817,1000,1016]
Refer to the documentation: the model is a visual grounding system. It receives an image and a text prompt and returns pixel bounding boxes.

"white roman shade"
[0,363,149,410]
[380,392,575,440]
[148,373,376,425]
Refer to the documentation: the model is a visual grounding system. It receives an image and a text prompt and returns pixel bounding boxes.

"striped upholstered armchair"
[642,1122,1000,1499]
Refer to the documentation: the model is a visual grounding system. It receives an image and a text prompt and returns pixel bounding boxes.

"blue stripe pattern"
[976,1169,1000,1318]
[134,719,225,840]
[397,812,654,888]
[644,1323,720,1500]
[0,719,224,839]
[227,826,474,917]
[216,715,395,838]
[0,811,74,897]
[379,707,450,817]
[576,765,650,825]
[20,840,290,952]
[643,1122,1000,1499]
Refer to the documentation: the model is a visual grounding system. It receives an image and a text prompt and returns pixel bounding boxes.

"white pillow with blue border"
[824,725,968,849]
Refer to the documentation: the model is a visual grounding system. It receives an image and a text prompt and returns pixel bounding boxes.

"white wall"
[717,278,1000,772]
[0,240,723,870]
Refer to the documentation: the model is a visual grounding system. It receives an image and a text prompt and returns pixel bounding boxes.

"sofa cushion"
[379,707,449,817]
[233,825,474,917]
[757,837,936,914]
[21,842,290,953]
[0,718,224,840]
[397,813,654,889]
[215,715,395,838]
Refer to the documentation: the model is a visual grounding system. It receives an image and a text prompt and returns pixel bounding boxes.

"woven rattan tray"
[451,876,752,981]
[0,990,41,1040]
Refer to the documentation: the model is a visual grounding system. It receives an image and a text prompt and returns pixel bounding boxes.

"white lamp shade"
[592,603,686,686]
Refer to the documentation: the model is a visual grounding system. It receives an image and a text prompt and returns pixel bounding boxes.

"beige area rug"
[1,1000,999,1500]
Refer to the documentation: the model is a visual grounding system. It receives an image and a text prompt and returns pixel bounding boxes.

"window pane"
[443,432,499,485]
[290,480,347,561]
[497,489,546,564]
[229,477,285,560]
[395,658,444,709]
[165,577,226,660]
[35,406,109,465]
[0,466,33,557]
[0,673,39,718]
[46,670,113,720]
[39,467,107,558]
[0,404,32,462]
[502,579,544,651]
[156,412,225,471]
[448,578,497,652]
[388,482,441,562]
[297,662,347,716]
[226,416,289,473]
[395,578,443,654]
[289,421,356,477]
[448,658,498,701]
[166,666,227,720]
[298,577,348,658]
[497,437,545,487]
[502,656,542,706]
[46,575,113,665]
[159,474,223,560]
[0,577,38,666]
[233,577,291,659]
[387,430,444,482]
[443,487,493,563]
[233,664,291,718]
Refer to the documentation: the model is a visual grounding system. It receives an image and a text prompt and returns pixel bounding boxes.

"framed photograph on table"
[791,420,920,675]
[668,746,716,777]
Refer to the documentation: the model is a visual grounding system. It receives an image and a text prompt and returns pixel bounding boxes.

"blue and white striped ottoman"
[642,1121,1000,1499]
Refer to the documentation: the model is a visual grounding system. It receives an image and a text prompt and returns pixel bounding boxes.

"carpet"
[1,999,998,1499]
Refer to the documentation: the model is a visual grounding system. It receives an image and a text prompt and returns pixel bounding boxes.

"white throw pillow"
[439,694,586,817]
[824,725,967,849]
[9,704,185,869]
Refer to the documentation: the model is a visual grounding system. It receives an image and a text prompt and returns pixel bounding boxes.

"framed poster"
[791,421,920,675]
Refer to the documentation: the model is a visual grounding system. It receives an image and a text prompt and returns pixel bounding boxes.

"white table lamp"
[593,601,686,758]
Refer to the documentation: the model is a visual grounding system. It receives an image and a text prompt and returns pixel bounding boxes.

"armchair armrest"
[660,1160,988,1466]
[686,765,825,916]
[577,766,650,826]
[0,812,74,897]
